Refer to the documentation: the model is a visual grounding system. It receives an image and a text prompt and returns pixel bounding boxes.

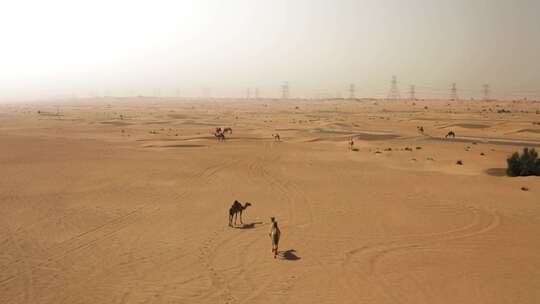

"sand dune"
[1,99,539,304]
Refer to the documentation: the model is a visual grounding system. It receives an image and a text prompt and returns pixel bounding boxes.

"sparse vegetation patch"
[506,148,540,176]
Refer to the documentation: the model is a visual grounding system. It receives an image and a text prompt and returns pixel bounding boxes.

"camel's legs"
[239,210,243,224]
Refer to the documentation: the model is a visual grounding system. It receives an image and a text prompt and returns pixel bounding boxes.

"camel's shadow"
[278,249,301,261]
[234,221,263,229]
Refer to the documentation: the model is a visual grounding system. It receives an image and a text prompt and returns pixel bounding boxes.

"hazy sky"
[1,0,539,100]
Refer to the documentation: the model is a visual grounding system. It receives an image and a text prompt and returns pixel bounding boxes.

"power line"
[349,83,356,99]
[450,83,458,101]
[408,85,416,101]
[483,84,490,101]
[387,75,401,100]
[281,81,289,99]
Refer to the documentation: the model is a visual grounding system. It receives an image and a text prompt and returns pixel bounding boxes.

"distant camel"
[445,131,456,138]
[348,137,355,151]
[417,126,424,134]
[269,217,281,258]
[214,132,225,141]
[228,200,252,227]
[272,133,281,141]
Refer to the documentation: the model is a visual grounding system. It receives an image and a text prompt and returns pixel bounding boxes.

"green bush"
[506,148,540,176]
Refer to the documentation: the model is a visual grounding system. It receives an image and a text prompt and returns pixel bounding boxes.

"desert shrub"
[506,148,540,177]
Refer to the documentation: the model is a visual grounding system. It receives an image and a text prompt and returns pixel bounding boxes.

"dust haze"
[1,0,539,100]
[1,1,540,304]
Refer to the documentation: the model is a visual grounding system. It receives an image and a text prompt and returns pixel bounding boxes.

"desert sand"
[1,98,539,304]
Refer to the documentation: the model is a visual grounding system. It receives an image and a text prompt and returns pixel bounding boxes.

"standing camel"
[214,131,225,141]
[269,217,281,258]
[445,131,456,138]
[272,133,281,141]
[228,200,252,227]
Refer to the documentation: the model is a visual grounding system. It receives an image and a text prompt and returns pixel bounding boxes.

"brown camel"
[272,133,281,141]
[228,200,252,227]
[214,132,225,141]
[445,131,456,138]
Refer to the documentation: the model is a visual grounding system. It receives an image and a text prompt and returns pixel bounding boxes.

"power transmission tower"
[450,83,458,101]
[281,81,289,99]
[483,84,490,101]
[349,84,356,99]
[387,75,401,100]
[408,85,416,101]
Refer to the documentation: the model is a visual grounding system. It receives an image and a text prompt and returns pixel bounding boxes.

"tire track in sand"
[232,144,314,303]
[193,146,298,304]
[1,223,36,304]
[340,205,502,302]
[189,157,248,303]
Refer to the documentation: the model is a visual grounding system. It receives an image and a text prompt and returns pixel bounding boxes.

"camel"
[272,133,281,141]
[216,127,232,134]
[214,131,225,141]
[269,217,281,258]
[348,137,354,151]
[214,127,231,141]
[228,200,251,227]
[445,131,456,138]
[417,126,424,134]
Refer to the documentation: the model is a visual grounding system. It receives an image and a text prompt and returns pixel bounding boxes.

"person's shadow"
[278,249,301,261]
